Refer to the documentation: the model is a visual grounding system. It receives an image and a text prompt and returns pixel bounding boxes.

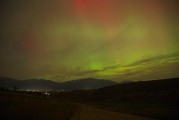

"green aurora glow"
[0,0,179,82]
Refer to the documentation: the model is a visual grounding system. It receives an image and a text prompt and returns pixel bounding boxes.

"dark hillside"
[58,78,179,120]
[59,78,179,103]
[91,78,179,103]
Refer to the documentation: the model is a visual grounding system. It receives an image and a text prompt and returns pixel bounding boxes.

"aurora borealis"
[0,0,179,82]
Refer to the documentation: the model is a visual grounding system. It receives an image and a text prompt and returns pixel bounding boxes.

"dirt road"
[71,104,159,120]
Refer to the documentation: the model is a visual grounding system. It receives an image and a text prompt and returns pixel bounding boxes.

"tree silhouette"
[13,86,17,91]
[0,87,5,91]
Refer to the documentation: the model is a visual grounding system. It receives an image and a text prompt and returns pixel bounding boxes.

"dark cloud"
[102,64,121,71]
[125,53,179,67]
[112,61,179,82]
[73,70,100,76]
[100,53,179,73]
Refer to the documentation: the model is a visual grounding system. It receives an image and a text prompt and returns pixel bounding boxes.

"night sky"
[0,0,179,82]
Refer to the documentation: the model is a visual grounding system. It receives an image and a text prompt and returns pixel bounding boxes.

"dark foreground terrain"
[0,91,79,120]
[60,78,179,120]
[71,103,159,120]
[0,91,160,120]
[0,78,179,120]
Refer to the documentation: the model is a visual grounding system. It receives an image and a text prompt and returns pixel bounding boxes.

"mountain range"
[0,77,119,91]
[58,77,179,104]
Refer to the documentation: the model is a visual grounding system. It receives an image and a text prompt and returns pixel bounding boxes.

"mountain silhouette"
[0,77,118,91]
[59,78,118,90]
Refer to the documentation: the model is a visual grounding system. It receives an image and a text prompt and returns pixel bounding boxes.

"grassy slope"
[85,78,179,120]
[59,78,179,120]
[84,101,178,120]
[0,92,79,120]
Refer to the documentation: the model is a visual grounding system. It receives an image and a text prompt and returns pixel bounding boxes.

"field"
[0,91,79,120]
[58,78,179,120]
[84,101,178,120]
[1,78,178,120]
